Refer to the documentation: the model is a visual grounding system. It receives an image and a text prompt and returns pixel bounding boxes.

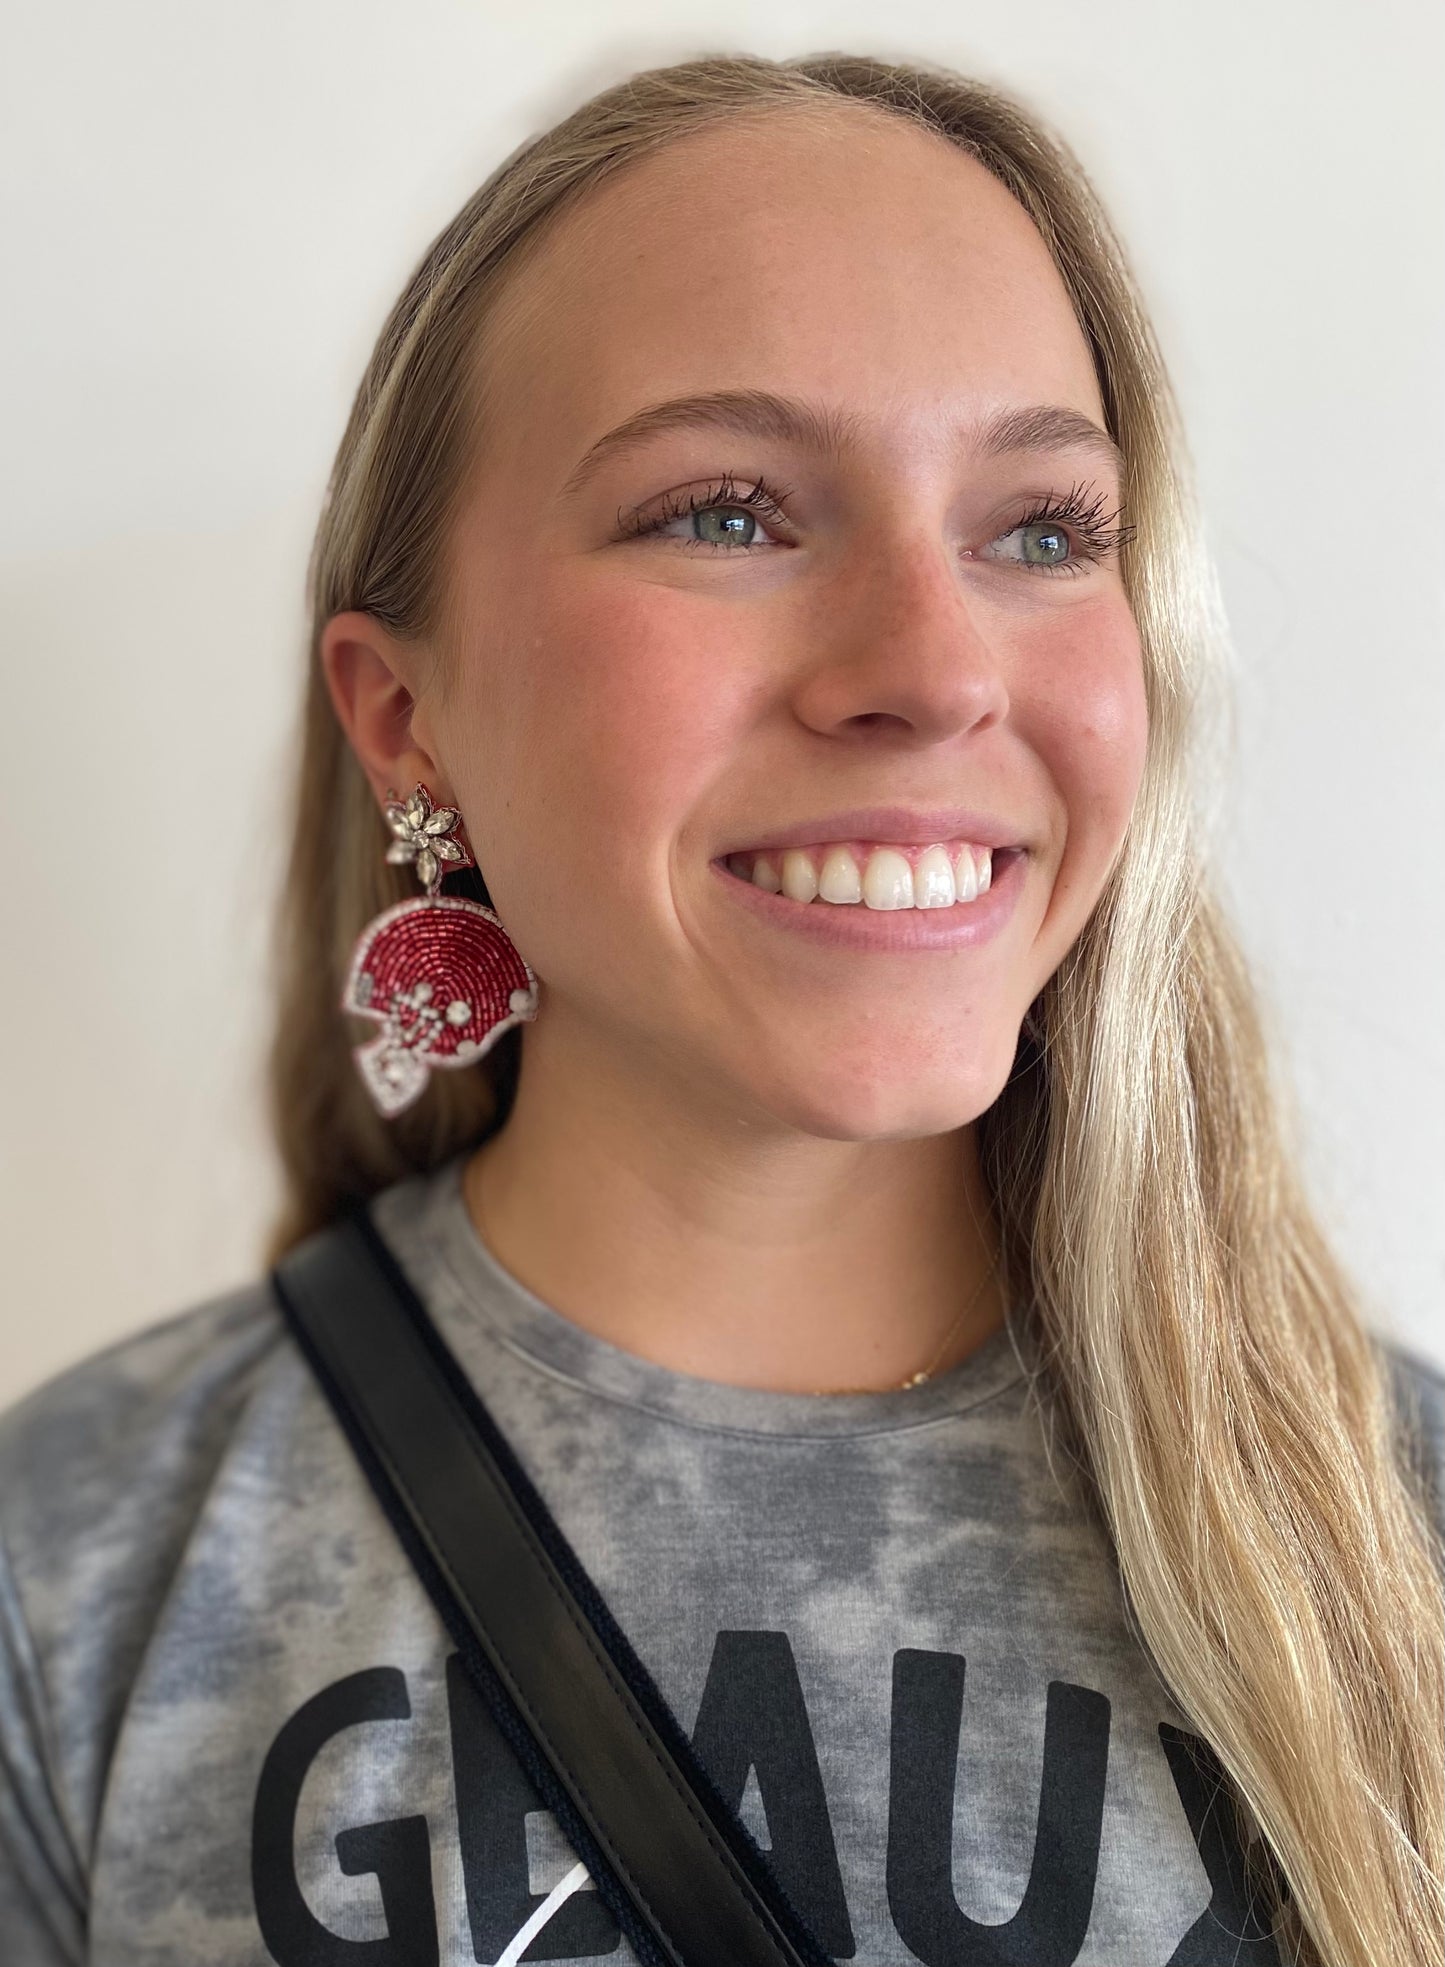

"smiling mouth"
[714,842,1026,912]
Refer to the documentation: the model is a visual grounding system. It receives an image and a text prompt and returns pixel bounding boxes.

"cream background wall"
[3,1,1442,1402]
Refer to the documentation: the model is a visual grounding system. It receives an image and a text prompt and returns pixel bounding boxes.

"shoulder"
[0,1279,301,1927]
[1372,1329,1445,1435]
[0,1280,289,1537]
[1370,1329,1445,1525]
[0,1278,295,1686]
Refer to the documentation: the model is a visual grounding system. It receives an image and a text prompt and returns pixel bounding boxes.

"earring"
[341,783,540,1118]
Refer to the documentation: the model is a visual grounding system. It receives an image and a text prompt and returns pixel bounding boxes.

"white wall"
[3,0,1441,1404]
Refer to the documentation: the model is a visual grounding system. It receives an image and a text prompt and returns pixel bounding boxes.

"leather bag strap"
[270,1203,833,1967]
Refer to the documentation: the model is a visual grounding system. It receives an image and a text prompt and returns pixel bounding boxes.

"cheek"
[533,594,729,839]
[452,587,738,936]
[1021,596,1148,850]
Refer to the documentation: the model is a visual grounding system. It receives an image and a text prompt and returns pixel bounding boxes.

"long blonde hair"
[263,51,1444,1965]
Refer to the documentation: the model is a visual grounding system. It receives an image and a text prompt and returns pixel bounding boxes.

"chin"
[736,1031,1023,1142]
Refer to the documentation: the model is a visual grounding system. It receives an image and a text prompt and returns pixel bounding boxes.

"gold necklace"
[470,1153,1002,1400]
[810,1254,1003,1396]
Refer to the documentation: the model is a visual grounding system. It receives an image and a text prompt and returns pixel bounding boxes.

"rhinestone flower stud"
[383,783,475,898]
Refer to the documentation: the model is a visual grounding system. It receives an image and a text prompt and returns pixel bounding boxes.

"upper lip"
[716,806,1027,857]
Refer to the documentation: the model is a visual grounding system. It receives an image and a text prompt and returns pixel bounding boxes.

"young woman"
[1,49,1440,1967]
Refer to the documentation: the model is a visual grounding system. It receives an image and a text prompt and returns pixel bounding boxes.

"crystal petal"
[432,837,463,861]
[385,839,419,863]
[423,807,460,835]
[416,847,439,891]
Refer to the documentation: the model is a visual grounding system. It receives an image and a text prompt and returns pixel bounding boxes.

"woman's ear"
[318,611,456,806]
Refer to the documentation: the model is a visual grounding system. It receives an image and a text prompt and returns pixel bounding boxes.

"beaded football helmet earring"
[341,783,540,1118]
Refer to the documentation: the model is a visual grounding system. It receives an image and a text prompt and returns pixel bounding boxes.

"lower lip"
[708,848,1029,952]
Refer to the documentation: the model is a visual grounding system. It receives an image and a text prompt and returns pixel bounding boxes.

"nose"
[788,530,1010,747]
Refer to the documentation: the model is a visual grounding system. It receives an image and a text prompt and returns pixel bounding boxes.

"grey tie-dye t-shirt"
[1,1152,1441,1967]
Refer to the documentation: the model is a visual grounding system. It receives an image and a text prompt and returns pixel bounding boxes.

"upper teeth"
[726,841,995,910]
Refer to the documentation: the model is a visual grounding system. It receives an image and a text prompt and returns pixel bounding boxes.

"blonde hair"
[264,51,1444,1965]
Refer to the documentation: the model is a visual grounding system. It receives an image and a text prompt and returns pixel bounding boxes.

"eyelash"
[616,472,1136,577]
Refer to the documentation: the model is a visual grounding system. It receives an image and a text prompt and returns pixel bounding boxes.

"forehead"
[471,104,1105,486]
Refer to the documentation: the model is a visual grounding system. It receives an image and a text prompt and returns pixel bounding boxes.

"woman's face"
[421,107,1148,1140]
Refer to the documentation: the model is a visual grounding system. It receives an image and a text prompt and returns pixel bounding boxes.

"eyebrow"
[556,388,1125,502]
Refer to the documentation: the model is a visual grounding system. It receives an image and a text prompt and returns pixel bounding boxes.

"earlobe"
[319,609,449,809]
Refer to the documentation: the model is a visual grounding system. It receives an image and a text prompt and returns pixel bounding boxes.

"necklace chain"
[470,1156,1001,1401]
[810,1253,1002,1396]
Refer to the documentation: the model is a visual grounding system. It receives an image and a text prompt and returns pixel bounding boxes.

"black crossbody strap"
[270,1203,833,1967]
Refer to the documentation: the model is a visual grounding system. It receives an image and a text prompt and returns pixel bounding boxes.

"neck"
[460,1022,1006,1397]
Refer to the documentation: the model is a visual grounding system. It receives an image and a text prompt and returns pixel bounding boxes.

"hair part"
[264,51,1444,1964]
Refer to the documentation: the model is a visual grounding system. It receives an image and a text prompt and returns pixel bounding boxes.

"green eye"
[618,472,794,550]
